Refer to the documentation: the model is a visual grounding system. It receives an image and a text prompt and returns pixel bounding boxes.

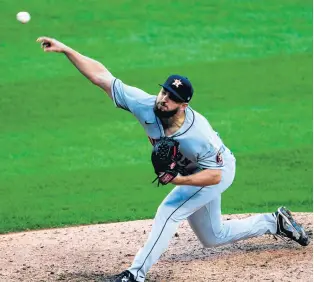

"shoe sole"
[278,207,309,246]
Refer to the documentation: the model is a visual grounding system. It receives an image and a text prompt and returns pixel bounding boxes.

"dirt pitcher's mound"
[0,213,312,282]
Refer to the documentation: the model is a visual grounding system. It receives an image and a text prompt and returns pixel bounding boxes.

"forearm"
[63,47,114,93]
[173,169,222,187]
[37,37,115,96]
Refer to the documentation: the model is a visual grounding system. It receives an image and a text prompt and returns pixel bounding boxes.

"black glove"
[151,137,182,186]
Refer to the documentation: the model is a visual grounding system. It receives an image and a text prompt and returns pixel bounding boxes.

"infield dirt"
[0,213,312,282]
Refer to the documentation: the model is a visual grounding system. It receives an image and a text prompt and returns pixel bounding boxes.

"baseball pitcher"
[36,37,309,282]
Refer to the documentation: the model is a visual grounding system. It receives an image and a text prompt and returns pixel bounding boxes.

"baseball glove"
[151,137,183,186]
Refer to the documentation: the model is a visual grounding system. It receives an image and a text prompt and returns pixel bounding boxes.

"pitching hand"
[36,37,68,53]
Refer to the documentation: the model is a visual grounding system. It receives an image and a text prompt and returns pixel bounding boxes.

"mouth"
[158,103,167,110]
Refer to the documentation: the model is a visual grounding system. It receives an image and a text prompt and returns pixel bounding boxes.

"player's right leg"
[187,195,277,247]
[188,199,309,248]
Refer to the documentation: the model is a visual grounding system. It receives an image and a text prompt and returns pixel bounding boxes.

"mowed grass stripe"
[0,1,311,83]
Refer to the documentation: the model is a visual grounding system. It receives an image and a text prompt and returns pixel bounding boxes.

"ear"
[180,103,189,111]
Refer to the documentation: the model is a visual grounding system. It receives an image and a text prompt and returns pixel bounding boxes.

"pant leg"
[188,195,277,248]
[128,161,236,282]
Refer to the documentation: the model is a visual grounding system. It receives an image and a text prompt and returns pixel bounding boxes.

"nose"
[161,94,169,102]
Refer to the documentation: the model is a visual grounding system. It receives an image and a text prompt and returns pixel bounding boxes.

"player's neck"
[161,111,186,134]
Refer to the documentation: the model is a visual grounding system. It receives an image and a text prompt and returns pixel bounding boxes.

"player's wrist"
[63,45,72,54]
[170,174,187,185]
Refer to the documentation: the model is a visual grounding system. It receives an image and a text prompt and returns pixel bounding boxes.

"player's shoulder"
[188,107,211,127]
[136,94,156,106]
[128,94,155,121]
[116,78,155,101]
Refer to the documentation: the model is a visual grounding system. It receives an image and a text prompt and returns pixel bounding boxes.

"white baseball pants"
[128,159,277,282]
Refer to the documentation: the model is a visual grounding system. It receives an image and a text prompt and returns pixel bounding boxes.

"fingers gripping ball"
[151,137,182,186]
[41,42,51,48]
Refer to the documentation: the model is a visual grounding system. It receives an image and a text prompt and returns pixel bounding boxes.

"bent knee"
[200,239,221,248]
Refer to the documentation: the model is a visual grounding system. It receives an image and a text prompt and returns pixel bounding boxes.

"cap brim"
[158,84,185,102]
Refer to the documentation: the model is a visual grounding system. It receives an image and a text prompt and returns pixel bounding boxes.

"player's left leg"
[125,161,236,282]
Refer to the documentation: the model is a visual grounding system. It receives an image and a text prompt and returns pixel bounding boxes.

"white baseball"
[16,12,31,24]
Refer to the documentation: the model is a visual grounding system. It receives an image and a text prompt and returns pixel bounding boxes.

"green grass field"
[0,0,312,233]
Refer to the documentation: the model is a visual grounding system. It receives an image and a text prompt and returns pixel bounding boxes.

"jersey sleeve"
[111,78,152,113]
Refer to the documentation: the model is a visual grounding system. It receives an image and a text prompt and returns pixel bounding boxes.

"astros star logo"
[172,79,183,88]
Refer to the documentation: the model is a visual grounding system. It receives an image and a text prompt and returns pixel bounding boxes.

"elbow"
[90,73,103,86]
[91,73,113,90]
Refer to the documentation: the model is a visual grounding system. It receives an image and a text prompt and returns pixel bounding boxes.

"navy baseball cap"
[159,74,194,103]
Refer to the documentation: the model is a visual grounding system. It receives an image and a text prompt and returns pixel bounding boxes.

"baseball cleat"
[114,270,137,282]
[275,206,309,246]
